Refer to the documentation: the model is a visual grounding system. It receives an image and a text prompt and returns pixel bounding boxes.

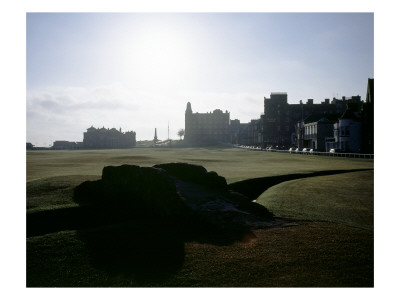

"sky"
[26,12,374,146]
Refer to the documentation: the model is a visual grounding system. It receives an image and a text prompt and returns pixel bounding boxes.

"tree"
[177,129,185,140]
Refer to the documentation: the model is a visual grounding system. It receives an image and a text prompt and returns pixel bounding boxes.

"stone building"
[331,109,362,153]
[52,141,83,150]
[26,142,34,150]
[83,126,136,149]
[246,118,264,146]
[184,102,230,145]
[182,79,373,152]
[296,114,340,151]
[296,78,374,153]
[263,92,361,148]
[229,119,241,144]
[230,119,257,145]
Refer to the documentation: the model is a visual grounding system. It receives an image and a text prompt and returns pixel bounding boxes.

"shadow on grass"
[75,215,255,283]
[228,168,374,200]
[77,219,185,282]
[28,168,371,284]
[27,203,253,284]
[81,213,257,283]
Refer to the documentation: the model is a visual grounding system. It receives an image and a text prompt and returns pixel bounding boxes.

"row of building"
[184,78,374,153]
[27,78,373,153]
[83,126,136,149]
[27,127,137,150]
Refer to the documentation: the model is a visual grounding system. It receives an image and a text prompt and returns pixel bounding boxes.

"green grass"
[27,175,100,213]
[26,147,374,287]
[256,170,374,231]
[26,222,373,287]
[27,148,373,183]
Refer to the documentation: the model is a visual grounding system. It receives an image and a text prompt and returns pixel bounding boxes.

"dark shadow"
[228,168,374,200]
[26,177,254,283]
[75,211,258,283]
[77,218,186,282]
[71,207,254,283]
[28,165,372,284]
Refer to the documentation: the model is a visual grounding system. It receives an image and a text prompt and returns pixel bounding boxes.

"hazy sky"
[26,12,374,146]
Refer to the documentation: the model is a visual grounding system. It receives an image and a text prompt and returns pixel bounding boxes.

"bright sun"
[123,23,195,89]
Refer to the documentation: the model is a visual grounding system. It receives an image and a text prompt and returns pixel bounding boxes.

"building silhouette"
[52,141,83,150]
[361,78,374,153]
[184,102,230,145]
[294,79,373,153]
[263,92,362,148]
[296,113,340,151]
[83,126,136,149]
[332,109,363,152]
[183,78,373,153]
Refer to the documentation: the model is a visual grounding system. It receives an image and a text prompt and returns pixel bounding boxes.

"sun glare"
[123,23,195,89]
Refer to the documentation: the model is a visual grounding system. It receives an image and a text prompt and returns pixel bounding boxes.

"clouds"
[27,83,145,145]
[27,84,138,115]
[26,82,267,146]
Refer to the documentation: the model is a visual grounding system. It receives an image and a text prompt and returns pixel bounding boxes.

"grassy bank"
[256,170,374,231]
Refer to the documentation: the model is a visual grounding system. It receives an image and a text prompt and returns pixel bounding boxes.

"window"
[341,126,350,136]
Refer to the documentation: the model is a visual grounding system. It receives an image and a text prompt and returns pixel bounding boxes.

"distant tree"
[177,129,185,140]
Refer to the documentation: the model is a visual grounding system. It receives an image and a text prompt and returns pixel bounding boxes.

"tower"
[153,128,158,143]
[185,102,193,143]
[186,102,192,114]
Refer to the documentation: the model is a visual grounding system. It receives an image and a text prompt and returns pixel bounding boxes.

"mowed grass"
[27,222,373,287]
[27,175,100,213]
[26,148,372,215]
[257,170,374,231]
[26,147,374,287]
[27,147,373,183]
